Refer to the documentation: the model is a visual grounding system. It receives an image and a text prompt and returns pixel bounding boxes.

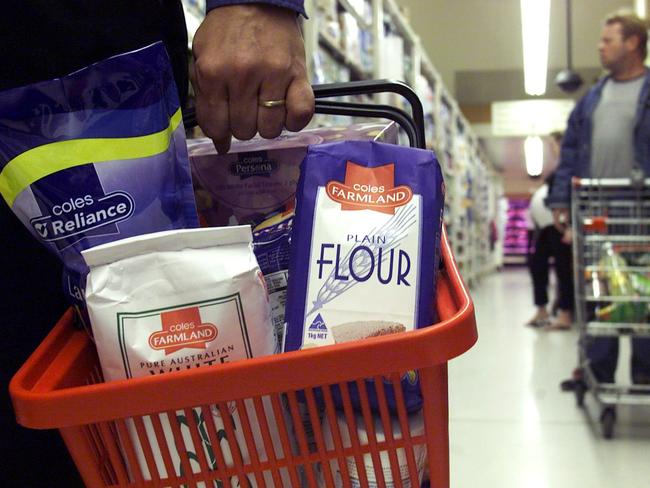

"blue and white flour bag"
[284,140,445,413]
[0,42,198,325]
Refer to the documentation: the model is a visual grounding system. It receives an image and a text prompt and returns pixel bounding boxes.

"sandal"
[526,317,551,328]
[544,321,571,331]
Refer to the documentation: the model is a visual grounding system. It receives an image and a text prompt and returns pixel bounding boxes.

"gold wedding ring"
[259,99,286,108]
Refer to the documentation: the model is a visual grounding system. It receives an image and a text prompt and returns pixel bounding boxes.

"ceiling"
[396,0,639,195]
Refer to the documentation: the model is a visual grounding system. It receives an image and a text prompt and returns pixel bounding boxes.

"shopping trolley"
[571,177,650,438]
[9,81,477,487]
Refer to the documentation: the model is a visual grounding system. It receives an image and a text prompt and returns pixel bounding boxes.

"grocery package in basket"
[82,226,288,486]
[284,140,445,413]
[320,411,427,487]
[252,205,295,349]
[188,122,398,227]
[596,243,648,323]
[0,42,198,323]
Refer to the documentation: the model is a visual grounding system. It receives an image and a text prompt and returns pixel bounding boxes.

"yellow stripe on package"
[0,42,198,312]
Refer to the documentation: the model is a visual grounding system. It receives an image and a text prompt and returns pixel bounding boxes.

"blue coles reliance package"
[0,42,198,319]
[284,140,445,413]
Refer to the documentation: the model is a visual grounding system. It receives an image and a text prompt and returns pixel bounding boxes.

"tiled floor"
[448,267,650,488]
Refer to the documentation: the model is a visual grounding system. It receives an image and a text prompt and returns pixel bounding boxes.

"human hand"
[561,228,573,244]
[192,4,315,153]
[552,207,569,233]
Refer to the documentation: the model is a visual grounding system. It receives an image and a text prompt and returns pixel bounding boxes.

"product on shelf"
[340,12,362,61]
[315,0,338,21]
[503,198,531,258]
[379,31,405,81]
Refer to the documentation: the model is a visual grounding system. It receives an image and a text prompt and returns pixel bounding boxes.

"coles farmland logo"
[148,307,218,355]
[325,161,413,215]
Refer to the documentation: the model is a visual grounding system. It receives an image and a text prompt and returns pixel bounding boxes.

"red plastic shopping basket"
[10,81,478,487]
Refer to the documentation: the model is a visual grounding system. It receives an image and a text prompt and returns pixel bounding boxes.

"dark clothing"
[207,0,307,16]
[0,2,187,486]
[528,226,574,310]
[546,68,650,208]
[587,336,650,384]
[0,1,189,101]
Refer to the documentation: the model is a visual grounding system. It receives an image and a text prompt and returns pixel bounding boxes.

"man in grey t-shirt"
[591,75,644,178]
[547,12,650,390]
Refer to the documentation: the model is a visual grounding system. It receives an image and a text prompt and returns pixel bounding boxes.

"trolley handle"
[182,79,426,150]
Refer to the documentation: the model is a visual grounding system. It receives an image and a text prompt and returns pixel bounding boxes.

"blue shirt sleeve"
[544,97,586,208]
[206,0,306,17]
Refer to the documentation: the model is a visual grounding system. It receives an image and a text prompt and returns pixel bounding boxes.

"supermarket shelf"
[383,0,418,43]
[318,30,371,79]
[338,0,371,29]
[182,1,204,47]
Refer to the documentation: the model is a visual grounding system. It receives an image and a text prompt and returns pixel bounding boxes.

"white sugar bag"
[83,226,289,486]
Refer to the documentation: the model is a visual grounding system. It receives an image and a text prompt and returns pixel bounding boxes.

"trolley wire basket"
[10,80,477,487]
[571,177,650,437]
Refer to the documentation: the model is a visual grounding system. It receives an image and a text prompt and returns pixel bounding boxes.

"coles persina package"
[284,140,445,413]
[0,42,198,322]
[188,122,398,228]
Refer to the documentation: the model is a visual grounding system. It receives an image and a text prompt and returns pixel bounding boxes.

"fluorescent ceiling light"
[635,0,646,18]
[520,0,551,96]
[524,136,544,176]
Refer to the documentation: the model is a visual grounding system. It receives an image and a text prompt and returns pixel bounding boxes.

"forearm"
[206,0,306,17]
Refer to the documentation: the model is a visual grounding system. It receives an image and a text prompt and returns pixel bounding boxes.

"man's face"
[598,22,636,72]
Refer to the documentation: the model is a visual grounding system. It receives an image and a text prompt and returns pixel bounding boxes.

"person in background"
[526,132,574,330]
[0,1,313,486]
[546,11,650,388]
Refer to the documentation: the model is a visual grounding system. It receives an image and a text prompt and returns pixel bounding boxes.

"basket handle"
[312,79,426,149]
[182,79,426,149]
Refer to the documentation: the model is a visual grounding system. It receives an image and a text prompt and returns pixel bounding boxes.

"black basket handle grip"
[313,99,420,149]
[312,79,425,149]
[182,79,426,150]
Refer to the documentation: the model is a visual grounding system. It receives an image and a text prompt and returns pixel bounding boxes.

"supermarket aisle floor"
[448,267,650,488]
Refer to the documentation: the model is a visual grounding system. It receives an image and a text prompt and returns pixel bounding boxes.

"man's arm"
[193,2,314,153]
[545,97,586,229]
